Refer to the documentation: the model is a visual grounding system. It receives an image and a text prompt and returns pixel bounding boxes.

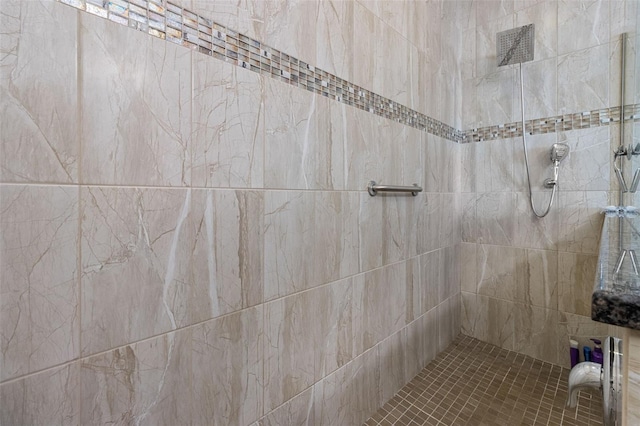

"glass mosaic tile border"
[57,0,466,142]
[465,104,640,143]
[56,0,639,146]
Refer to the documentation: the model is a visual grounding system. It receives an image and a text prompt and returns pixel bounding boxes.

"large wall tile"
[353,262,407,356]
[0,185,79,381]
[513,191,559,250]
[477,244,518,301]
[81,329,192,425]
[257,387,314,426]
[312,348,380,426]
[316,0,353,82]
[378,330,407,404]
[513,304,559,365]
[515,57,557,120]
[0,363,79,426]
[190,0,265,42]
[192,307,263,425]
[558,0,610,55]
[476,192,516,245]
[191,189,264,318]
[192,56,264,188]
[0,0,78,183]
[420,249,443,314]
[264,191,357,300]
[558,251,598,316]
[515,248,558,310]
[557,312,610,368]
[557,44,609,114]
[264,279,353,411]
[475,137,515,193]
[264,78,343,190]
[417,192,442,253]
[80,13,191,187]
[81,187,192,355]
[557,127,611,191]
[515,1,558,61]
[557,191,607,254]
[460,243,478,293]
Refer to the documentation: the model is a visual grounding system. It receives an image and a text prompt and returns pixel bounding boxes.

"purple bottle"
[570,339,579,368]
[591,339,603,365]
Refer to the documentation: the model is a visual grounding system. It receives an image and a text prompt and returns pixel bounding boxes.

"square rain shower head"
[497,24,535,67]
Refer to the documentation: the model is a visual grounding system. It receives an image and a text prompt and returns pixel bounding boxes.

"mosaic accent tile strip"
[465,104,640,143]
[57,0,467,143]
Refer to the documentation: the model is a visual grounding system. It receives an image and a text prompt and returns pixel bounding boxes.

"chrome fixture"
[498,24,569,218]
[367,181,422,197]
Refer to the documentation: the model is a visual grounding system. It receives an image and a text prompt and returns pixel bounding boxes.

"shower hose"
[519,63,556,218]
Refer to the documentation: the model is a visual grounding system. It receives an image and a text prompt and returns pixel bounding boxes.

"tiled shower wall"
[459,0,636,370]
[0,0,465,424]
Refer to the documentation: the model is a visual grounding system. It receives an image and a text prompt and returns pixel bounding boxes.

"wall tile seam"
[0,300,445,405]
[56,0,465,143]
[0,245,452,384]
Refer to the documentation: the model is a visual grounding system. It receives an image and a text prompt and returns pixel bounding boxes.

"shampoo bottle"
[591,339,603,365]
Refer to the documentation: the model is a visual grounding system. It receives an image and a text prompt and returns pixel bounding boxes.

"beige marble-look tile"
[80,12,191,187]
[312,347,380,426]
[263,0,317,69]
[476,192,516,246]
[417,192,442,254]
[441,193,459,248]
[405,309,439,382]
[460,192,477,243]
[557,191,606,255]
[475,13,515,78]
[558,0,610,55]
[353,262,407,356]
[0,185,79,381]
[461,291,479,337]
[557,311,610,368]
[475,136,515,193]
[557,44,610,115]
[513,191,558,250]
[558,251,598,317]
[515,57,557,121]
[379,330,407,404]
[512,133,557,193]
[358,191,383,272]
[424,134,458,193]
[264,279,353,412]
[557,126,611,192]
[192,55,264,188]
[460,242,478,294]
[190,189,264,320]
[381,195,420,265]
[0,0,78,183]
[515,1,557,61]
[316,0,353,82]
[191,306,263,425]
[81,329,192,425]
[80,187,192,355]
[513,304,559,365]
[476,295,516,351]
[405,256,421,323]
[515,248,558,310]
[420,249,443,314]
[441,245,460,302]
[264,78,344,190]
[628,330,640,426]
[477,244,518,301]
[345,107,402,192]
[438,295,460,353]
[264,191,357,301]
[0,363,79,426]
[263,191,314,300]
[460,142,476,193]
[258,386,315,426]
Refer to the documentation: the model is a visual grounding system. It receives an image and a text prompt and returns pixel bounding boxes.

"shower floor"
[364,335,603,426]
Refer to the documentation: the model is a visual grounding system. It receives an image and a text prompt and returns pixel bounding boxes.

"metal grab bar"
[367,181,423,197]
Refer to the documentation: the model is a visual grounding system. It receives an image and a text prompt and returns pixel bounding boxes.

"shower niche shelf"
[592,209,640,330]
